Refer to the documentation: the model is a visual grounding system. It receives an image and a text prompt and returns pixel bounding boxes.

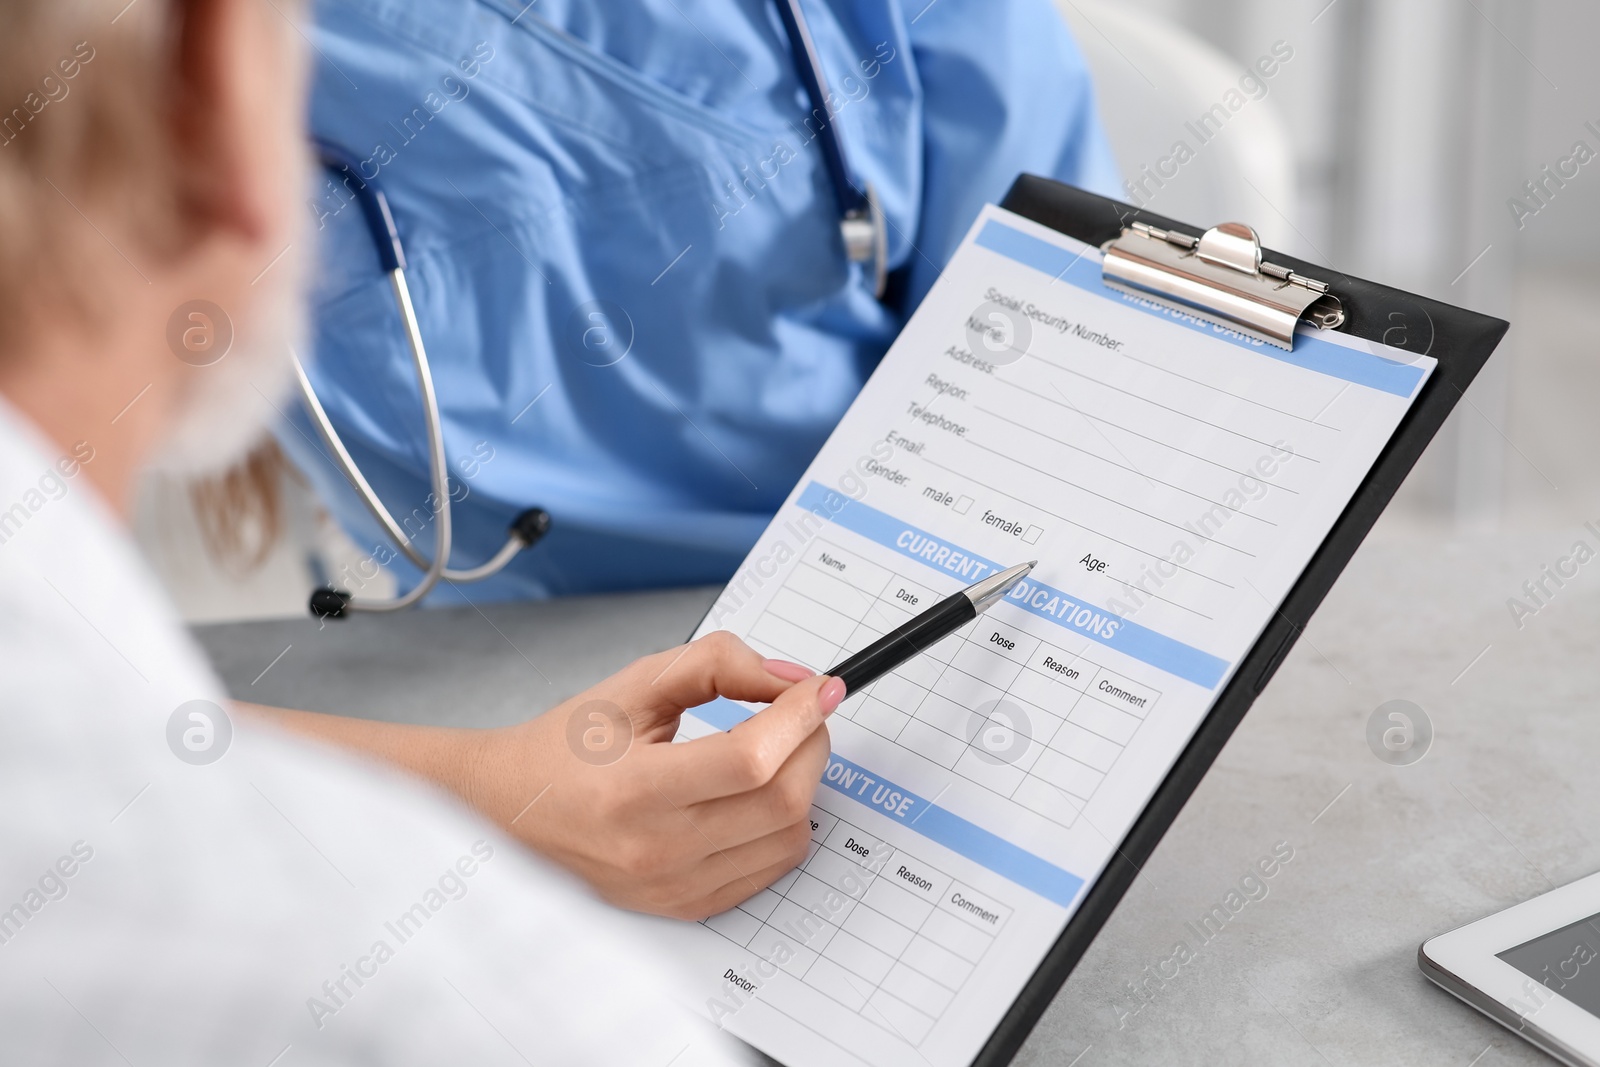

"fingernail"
[818,676,847,716]
[762,658,814,683]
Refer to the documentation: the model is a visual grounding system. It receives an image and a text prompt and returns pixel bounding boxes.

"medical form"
[659,204,1436,1067]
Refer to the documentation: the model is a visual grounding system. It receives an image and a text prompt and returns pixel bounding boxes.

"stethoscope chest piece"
[841,182,888,299]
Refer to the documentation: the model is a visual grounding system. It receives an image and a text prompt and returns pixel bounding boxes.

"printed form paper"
[656,205,1435,1066]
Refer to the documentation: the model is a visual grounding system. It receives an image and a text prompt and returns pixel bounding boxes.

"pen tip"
[1026,560,1038,568]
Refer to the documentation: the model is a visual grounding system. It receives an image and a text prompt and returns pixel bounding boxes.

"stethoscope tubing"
[300,145,538,617]
[293,268,450,611]
[301,0,883,615]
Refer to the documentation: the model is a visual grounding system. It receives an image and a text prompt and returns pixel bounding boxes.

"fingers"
[686,854,814,921]
[701,819,813,891]
[657,673,843,804]
[610,631,813,718]
[673,724,831,850]
[655,824,814,920]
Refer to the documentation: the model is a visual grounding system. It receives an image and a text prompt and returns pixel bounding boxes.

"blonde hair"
[190,440,295,571]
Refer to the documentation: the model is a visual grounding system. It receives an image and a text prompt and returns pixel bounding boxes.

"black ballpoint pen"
[825,560,1037,693]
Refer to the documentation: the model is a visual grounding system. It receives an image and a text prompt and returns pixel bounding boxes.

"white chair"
[1055,0,1299,249]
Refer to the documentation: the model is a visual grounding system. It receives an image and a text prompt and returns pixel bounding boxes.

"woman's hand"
[244,631,841,920]
[464,631,841,919]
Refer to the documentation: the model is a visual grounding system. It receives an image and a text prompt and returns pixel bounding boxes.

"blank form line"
[762,605,847,656]
[765,597,907,663]
[1104,580,1213,620]
[1116,351,1342,428]
[797,585,897,634]
[932,649,1168,729]
[975,406,1279,525]
[962,438,1257,557]
[1021,352,1323,461]
[774,586,875,640]
[737,930,934,1050]
[916,453,1237,588]
[716,977,863,1056]
[790,559,884,615]
[1044,379,1161,493]
[906,656,1147,795]
[988,375,1304,492]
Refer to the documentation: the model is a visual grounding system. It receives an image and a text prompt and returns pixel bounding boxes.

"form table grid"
[745,538,1162,828]
[700,806,1011,1047]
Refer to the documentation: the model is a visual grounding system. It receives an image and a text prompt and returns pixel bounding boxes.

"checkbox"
[954,495,973,515]
[1023,525,1042,544]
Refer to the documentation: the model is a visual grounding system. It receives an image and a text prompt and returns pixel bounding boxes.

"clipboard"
[679,175,1508,1067]
[967,178,1509,1064]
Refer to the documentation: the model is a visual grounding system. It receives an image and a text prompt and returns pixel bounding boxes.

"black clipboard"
[953,178,1510,1064]
[728,174,1509,1067]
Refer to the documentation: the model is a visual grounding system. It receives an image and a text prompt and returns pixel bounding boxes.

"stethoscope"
[299,0,888,619]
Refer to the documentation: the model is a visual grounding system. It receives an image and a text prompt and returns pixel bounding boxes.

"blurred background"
[1068,0,1599,539]
[137,0,1600,621]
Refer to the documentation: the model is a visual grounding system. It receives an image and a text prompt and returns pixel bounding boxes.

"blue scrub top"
[294,0,1120,601]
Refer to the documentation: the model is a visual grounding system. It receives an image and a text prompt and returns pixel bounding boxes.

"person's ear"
[168,0,302,247]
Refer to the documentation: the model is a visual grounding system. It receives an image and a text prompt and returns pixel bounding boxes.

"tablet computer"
[1422,872,1600,1067]
[656,177,1506,1067]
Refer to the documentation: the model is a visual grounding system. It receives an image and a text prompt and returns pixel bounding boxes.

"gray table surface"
[195,532,1600,1066]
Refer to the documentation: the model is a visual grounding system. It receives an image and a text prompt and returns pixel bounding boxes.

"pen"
[825,561,1037,693]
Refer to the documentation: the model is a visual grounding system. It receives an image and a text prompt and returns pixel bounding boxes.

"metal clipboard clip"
[1101,220,1345,350]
